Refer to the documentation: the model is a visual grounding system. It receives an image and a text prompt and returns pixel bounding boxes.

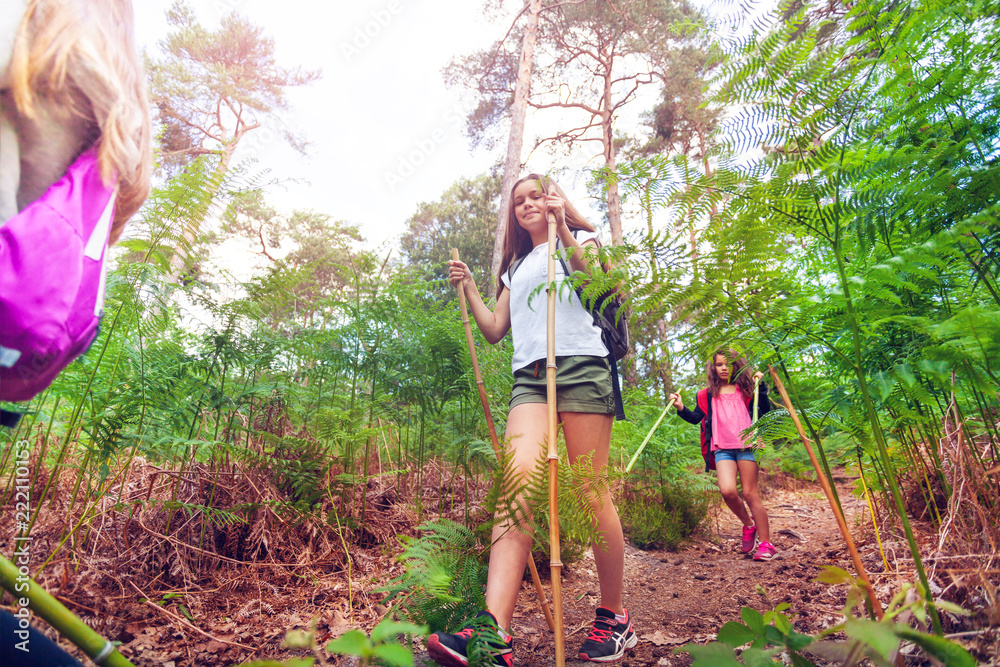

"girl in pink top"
[670,349,776,561]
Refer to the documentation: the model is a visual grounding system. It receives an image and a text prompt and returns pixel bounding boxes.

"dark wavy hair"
[706,348,755,397]
[494,173,596,298]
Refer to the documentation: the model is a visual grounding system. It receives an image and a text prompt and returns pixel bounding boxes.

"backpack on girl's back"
[1,0,152,419]
[0,148,115,406]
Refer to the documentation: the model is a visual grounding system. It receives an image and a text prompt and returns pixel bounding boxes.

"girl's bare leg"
[483,403,548,630]
[715,460,753,526]
[561,411,622,614]
[737,459,770,543]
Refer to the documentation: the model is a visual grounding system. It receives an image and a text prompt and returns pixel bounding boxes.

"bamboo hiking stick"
[0,554,137,667]
[546,213,566,666]
[767,367,885,619]
[752,374,764,450]
[753,375,761,423]
[450,249,555,633]
[625,397,676,473]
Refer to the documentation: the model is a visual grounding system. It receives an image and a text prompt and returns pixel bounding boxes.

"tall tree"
[146,0,320,277]
[229,194,364,329]
[447,0,704,245]
[647,47,722,268]
[614,42,722,390]
[400,172,502,302]
[493,0,543,291]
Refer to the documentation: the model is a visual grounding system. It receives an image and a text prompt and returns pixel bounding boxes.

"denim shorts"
[510,355,615,415]
[714,448,757,463]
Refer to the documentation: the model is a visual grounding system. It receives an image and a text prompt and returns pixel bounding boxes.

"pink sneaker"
[754,541,777,561]
[741,524,757,554]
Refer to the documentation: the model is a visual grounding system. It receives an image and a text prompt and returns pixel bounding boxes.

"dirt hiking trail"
[6,470,994,666]
[414,477,873,666]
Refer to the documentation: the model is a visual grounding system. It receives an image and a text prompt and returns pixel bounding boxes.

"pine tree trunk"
[491,0,542,294]
[603,119,623,246]
[600,52,623,246]
[598,54,634,382]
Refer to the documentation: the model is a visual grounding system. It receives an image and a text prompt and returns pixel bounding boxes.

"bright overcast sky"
[134,0,522,253]
[132,0,758,264]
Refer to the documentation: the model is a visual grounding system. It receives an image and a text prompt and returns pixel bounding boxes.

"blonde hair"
[10,0,151,243]
[495,173,597,298]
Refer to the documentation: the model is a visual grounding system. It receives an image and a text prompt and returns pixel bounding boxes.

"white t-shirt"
[501,231,608,372]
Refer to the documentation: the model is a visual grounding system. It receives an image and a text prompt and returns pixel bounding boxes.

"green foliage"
[758,431,854,482]
[148,499,248,528]
[148,591,194,622]
[239,618,426,667]
[379,441,616,633]
[379,519,488,634]
[325,619,427,667]
[612,394,704,475]
[399,172,501,301]
[588,0,999,634]
[455,613,511,667]
[5,3,997,657]
[262,433,335,509]
[676,570,976,666]
[147,0,320,175]
[620,483,710,551]
[484,446,605,565]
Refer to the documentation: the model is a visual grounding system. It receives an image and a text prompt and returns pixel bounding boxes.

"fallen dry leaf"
[205,640,227,653]
[643,630,688,646]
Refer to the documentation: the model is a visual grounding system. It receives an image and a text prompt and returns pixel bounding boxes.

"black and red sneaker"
[426,610,514,667]
[577,607,637,662]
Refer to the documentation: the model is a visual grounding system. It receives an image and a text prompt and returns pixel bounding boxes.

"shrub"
[622,483,709,551]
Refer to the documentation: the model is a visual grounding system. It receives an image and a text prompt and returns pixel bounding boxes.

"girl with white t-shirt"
[669,349,775,561]
[427,174,634,666]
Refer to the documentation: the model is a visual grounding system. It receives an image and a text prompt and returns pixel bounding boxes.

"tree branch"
[257,225,277,262]
[129,581,257,652]
[527,98,601,115]
[161,147,222,157]
[162,113,221,143]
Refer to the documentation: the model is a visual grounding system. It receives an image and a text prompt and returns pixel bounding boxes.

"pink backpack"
[1,147,116,403]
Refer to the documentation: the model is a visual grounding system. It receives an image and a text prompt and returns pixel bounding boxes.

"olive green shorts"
[509,355,615,415]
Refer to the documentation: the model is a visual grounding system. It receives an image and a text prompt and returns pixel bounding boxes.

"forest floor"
[4,468,998,666]
[473,475,921,667]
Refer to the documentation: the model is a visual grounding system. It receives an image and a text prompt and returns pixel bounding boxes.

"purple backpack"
[1,147,115,403]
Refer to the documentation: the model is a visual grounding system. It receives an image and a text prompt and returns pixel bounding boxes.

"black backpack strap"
[609,356,626,421]
[506,255,527,285]
[1,409,23,428]
[558,233,626,421]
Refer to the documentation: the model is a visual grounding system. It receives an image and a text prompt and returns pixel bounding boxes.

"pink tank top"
[711,388,752,450]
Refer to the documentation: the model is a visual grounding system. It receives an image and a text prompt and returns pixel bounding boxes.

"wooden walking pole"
[767,366,885,619]
[625,397,676,473]
[545,214,566,666]
[450,249,555,633]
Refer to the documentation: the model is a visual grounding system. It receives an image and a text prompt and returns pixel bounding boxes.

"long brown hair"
[706,348,755,398]
[495,173,596,298]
